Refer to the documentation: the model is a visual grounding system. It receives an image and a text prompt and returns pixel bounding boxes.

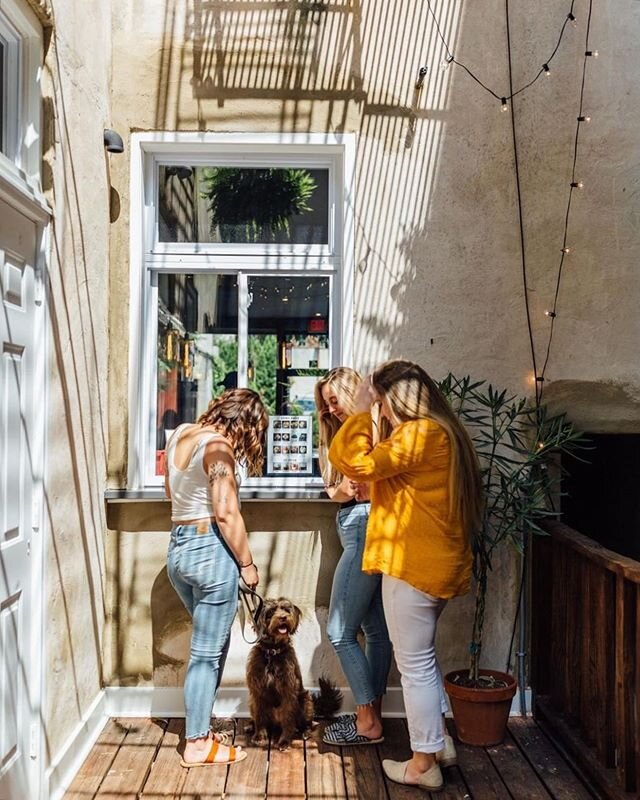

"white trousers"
[382,573,449,753]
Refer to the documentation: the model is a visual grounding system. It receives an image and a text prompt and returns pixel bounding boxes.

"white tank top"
[167,425,237,522]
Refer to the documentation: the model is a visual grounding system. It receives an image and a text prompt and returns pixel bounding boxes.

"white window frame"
[128,132,356,492]
[0,0,42,190]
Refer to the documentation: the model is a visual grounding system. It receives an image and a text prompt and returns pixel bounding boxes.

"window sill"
[105,487,330,503]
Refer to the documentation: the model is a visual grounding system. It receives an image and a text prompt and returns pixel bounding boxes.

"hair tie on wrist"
[239,560,254,569]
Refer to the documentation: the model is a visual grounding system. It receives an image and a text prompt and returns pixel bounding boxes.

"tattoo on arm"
[208,461,230,485]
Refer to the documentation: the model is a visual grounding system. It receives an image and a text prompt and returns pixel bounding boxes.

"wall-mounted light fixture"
[103,128,124,154]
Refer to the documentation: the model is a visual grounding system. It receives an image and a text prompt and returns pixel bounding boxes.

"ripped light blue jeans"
[167,522,239,740]
[327,503,392,706]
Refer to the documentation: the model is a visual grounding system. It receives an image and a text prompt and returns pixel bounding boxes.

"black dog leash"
[238,578,264,644]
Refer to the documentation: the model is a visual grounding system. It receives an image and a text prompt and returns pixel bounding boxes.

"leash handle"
[238,579,264,644]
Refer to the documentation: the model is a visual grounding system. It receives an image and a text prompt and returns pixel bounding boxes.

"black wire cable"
[539,0,595,399]
[425,0,577,104]
[504,0,540,404]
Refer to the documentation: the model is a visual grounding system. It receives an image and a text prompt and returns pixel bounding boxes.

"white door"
[0,196,38,800]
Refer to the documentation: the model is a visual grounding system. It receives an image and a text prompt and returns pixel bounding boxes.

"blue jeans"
[327,503,392,706]
[167,522,239,740]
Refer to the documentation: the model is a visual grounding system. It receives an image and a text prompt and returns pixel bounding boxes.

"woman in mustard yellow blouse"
[328,359,483,792]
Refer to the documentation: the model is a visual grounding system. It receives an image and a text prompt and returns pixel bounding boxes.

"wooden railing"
[532,521,640,799]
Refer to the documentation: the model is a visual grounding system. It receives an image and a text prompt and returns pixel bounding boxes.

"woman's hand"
[354,375,377,413]
[241,563,259,590]
[350,481,370,501]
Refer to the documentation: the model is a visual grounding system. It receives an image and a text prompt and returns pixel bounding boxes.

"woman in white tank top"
[165,388,268,768]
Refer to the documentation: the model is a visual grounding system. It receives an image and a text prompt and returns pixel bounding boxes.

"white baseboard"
[47,689,107,800]
[103,685,532,719]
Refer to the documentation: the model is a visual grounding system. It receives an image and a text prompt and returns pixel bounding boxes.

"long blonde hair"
[314,367,362,486]
[198,388,268,476]
[371,360,484,537]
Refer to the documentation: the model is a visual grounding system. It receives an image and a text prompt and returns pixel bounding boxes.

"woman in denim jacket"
[315,368,392,746]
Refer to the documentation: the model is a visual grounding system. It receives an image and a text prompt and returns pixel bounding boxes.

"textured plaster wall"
[104,0,639,691]
[41,0,112,765]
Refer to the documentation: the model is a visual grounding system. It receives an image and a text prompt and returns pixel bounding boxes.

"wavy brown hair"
[314,367,362,487]
[371,359,484,538]
[197,388,268,476]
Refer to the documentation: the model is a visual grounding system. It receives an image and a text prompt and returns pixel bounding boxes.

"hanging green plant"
[200,167,317,242]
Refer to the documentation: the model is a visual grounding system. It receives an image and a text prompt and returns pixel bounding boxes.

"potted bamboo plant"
[437,375,585,746]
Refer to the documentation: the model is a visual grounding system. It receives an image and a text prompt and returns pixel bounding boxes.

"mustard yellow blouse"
[328,412,472,599]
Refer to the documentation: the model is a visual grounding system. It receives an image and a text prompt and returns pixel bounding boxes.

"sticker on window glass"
[267,415,312,475]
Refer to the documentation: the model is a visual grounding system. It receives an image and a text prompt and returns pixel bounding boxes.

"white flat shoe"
[436,733,457,767]
[382,758,444,791]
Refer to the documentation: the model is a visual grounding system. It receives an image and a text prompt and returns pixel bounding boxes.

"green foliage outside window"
[200,167,317,242]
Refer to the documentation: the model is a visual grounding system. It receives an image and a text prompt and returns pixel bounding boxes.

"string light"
[538,0,595,402]
[424,0,596,406]
[424,0,581,105]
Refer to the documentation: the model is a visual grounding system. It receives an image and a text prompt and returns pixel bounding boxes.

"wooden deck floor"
[64,716,598,799]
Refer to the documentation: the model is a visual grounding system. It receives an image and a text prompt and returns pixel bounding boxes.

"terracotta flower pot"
[444,669,517,746]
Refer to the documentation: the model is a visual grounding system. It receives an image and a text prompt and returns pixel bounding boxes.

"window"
[129,134,355,492]
[0,1,42,183]
[0,13,20,161]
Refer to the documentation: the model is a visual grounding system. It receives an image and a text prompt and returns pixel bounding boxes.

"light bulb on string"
[567,12,577,26]
[561,246,572,254]
[570,181,584,189]
[577,115,591,123]
[545,310,557,318]
[500,97,509,112]
[585,50,599,58]
[440,55,454,72]
[543,63,551,76]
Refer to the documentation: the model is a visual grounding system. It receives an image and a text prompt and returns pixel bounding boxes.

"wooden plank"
[531,533,553,695]
[140,718,185,798]
[224,718,269,799]
[96,718,166,800]
[593,570,616,767]
[579,559,596,747]
[617,578,637,793]
[446,719,510,800]
[543,522,640,582]
[509,718,593,800]
[636,584,640,800]
[305,725,347,799]
[267,736,306,798]
[615,573,628,790]
[550,538,568,712]
[485,730,553,800]
[536,699,633,800]
[64,719,133,800]
[377,718,424,800]
[565,554,583,724]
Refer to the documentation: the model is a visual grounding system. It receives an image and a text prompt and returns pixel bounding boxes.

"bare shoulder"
[203,436,236,480]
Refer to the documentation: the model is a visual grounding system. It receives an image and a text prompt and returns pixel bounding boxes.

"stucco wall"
[41,0,112,766]
[104,0,640,695]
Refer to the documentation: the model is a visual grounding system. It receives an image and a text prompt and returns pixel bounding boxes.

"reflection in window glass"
[158,166,329,245]
[155,273,238,474]
[248,275,330,477]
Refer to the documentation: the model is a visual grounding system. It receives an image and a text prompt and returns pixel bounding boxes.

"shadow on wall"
[0,8,112,766]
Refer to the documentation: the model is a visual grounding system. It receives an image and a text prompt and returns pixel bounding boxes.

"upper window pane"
[155,273,238,475]
[158,166,330,245]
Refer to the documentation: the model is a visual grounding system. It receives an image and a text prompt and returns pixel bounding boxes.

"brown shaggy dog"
[246,597,341,750]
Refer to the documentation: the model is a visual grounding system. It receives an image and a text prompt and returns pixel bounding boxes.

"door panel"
[0,197,37,800]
